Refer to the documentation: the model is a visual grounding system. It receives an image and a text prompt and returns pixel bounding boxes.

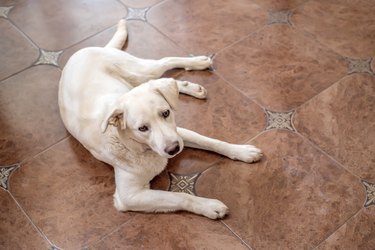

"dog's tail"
[105,19,128,49]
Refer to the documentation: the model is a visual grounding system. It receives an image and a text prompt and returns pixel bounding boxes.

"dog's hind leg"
[177,127,263,163]
[105,19,128,49]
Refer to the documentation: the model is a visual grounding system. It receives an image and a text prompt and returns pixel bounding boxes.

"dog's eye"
[138,125,148,132]
[162,110,170,118]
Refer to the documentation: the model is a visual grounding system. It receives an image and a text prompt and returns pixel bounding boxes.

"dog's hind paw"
[185,56,213,71]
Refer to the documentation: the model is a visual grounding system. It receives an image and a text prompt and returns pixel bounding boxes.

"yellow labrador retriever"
[58,20,262,219]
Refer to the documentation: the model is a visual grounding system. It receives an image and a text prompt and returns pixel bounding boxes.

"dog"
[58,20,262,219]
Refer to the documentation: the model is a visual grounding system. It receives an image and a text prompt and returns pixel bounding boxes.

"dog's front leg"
[113,167,228,219]
[177,127,262,163]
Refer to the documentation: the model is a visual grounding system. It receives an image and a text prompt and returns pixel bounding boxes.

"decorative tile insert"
[169,172,199,195]
[35,49,63,66]
[265,110,295,131]
[0,6,13,18]
[126,7,148,21]
[362,180,375,207]
[347,58,373,74]
[268,11,291,25]
[0,164,18,190]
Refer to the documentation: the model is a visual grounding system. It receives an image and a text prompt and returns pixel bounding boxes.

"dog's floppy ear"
[101,103,127,133]
[154,79,179,110]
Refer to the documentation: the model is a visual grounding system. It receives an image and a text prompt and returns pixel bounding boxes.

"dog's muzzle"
[164,141,180,156]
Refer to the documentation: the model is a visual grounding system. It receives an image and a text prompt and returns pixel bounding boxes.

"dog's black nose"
[165,142,180,156]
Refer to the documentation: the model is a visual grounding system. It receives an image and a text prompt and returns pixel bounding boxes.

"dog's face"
[101,79,183,158]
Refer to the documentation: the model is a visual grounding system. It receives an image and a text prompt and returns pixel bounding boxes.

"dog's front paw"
[200,199,229,219]
[229,144,263,163]
[180,81,207,99]
[185,56,213,71]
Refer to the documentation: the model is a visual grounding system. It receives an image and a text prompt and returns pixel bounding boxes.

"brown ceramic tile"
[10,137,134,249]
[60,20,185,68]
[292,0,375,58]
[91,213,248,249]
[167,148,223,174]
[0,0,25,6]
[147,0,267,54]
[175,71,266,143]
[0,19,39,81]
[150,149,223,192]
[196,130,364,249]
[0,190,50,249]
[251,0,307,11]
[120,0,163,8]
[0,65,68,165]
[9,0,127,50]
[215,25,347,111]
[294,74,375,180]
[317,207,375,250]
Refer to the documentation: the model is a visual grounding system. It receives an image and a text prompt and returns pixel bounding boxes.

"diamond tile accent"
[266,110,295,131]
[268,11,291,24]
[35,49,62,66]
[347,58,373,74]
[0,164,18,190]
[126,7,148,21]
[0,6,13,18]
[362,180,375,207]
[169,172,199,195]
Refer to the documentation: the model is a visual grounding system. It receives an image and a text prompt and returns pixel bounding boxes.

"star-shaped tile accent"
[126,7,148,21]
[347,58,373,74]
[0,164,18,190]
[268,11,291,25]
[266,110,295,131]
[169,172,200,195]
[35,49,63,66]
[362,180,375,207]
[0,6,13,18]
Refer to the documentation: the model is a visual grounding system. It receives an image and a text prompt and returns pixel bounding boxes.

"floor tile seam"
[220,220,252,249]
[292,73,348,112]
[0,63,38,84]
[56,23,119,70]
[0,17,43,82]
[213,69,268,114]
[294,132,362,181]
[287,8,372,61]
[145,21,191,56]
[18,135,71,166]
[6,16,40,52]
[214,24,268,57]
[81,214,139,249]
[8,191,55,248]
[312,207,363,250]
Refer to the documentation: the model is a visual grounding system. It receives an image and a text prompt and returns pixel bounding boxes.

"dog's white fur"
[58,20,262,219]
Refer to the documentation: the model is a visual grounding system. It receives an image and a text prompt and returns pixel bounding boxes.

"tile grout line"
[312,207,363,250]
[294,132,362,180]
[220,220,253,249]
[7,191,56,248]
[214,24,268,57]
[82,214,139,249]
[19,135,71,165]
[292,73,348,113]
[145,21,191,56]
[213,69,268,114]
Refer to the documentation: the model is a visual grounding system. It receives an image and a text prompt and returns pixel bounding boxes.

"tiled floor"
[0,0,374,249]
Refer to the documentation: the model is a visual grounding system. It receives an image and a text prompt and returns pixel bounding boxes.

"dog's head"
[101,78,183,158]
